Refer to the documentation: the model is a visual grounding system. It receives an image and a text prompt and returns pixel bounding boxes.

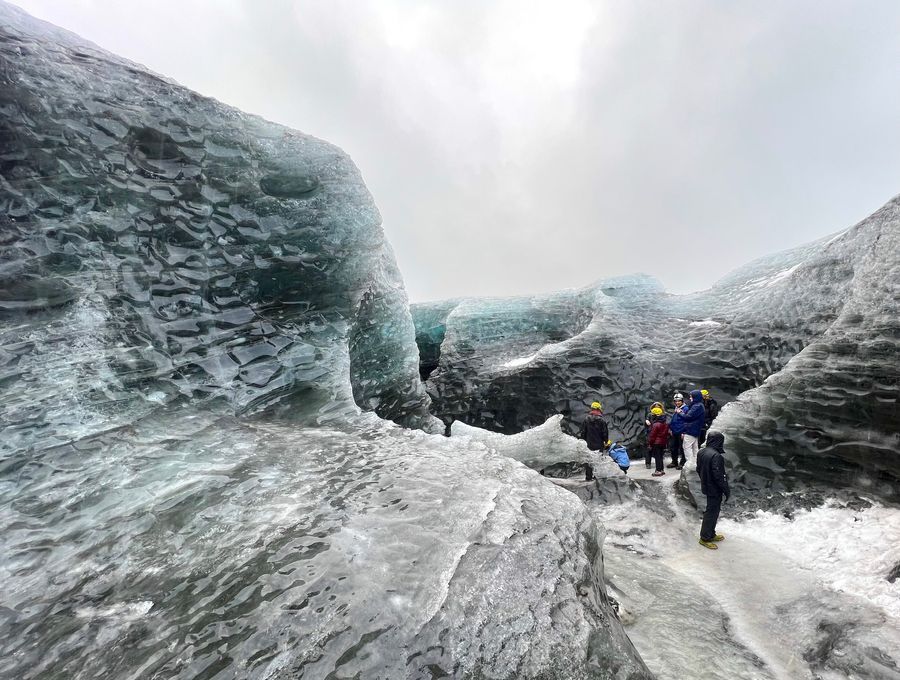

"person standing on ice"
[579,401,608,480]
[698,388,719,446]
[647,406,670,476]
[643,401,665,468]
[697,430,729,549]
[680,390,706,463]
[668,393,688,469]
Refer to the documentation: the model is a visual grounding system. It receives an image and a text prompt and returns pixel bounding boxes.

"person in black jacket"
[579,401,609,481]
[696,430,729,549]
[698,389,719,446]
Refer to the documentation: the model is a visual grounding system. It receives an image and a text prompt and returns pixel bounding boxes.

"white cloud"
[11,0,900,301]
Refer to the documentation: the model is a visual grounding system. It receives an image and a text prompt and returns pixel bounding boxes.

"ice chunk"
[0,409,651,679]
[0,0,435,433]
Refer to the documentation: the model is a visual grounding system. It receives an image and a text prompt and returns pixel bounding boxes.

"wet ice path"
[588,464,900,680]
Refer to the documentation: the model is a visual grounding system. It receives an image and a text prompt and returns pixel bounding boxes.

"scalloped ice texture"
[0,4,654,678]
[415,199,900,502]
[0,408,651,680]
[0,0,437,439]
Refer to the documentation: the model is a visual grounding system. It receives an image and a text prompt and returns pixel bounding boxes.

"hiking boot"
[645,463,651,469]
[712,534,725,542]
[675,465,683,470]
[651,471,665,477]
[666,463,678,469]
[698,539,718,550]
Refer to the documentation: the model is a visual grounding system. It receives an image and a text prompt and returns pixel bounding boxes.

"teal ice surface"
[0,0,434,437]
[0,3,653,678]
[0,409,652,680]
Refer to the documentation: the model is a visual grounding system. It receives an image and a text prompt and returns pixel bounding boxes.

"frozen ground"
[597,463,900,680]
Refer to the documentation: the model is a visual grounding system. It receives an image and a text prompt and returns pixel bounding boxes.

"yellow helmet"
[650,406,664,416]
[701,389,710,397]
[591,401,602,410]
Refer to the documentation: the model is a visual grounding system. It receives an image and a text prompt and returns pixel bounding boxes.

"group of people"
[579,391,729,550]
[645,388,719,476]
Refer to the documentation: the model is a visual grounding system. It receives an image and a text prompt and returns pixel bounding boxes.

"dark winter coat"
[648,418,670,446]
[697,431,729,499]
[681,390,706,437]
[669,404,688,434]
[580,410,609,451]
[703,397,719,428]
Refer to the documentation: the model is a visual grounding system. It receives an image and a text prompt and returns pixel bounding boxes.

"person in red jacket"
[647,406,670,476]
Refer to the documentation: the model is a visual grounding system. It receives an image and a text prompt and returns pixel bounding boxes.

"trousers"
[651,444,666,472]
[670,434,685,466]
[700,493,722,541]
[683,434,699,461]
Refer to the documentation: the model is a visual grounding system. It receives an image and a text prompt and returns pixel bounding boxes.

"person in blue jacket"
[668,392,688,469]
[680,389,706,464]
[608,441,630,475]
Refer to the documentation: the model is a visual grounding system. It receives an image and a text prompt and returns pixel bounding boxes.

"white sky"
[12,0,900,302]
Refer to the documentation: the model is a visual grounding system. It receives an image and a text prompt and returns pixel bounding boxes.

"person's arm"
[682,404,703,425]
[713,453,729,499]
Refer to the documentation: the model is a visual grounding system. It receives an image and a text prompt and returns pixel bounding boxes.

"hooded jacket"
[579,409,609,451]
[608,442,630,468]
[681,390,706,437]
[669,403,688,434]
[648,417,670,446]
[697,431,729,498]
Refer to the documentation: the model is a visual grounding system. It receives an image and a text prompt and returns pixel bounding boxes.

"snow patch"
[689,318,722,327]
[502,353,537,368]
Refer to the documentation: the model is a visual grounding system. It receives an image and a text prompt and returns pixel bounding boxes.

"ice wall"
[415,200,900,501]
[0,0,435,436]
[0,4,654,677]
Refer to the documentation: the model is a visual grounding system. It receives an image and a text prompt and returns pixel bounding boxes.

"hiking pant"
[651,444,665,472]
[683,434,700,462]
[699,428,708,447]
[700,493,722,541]
[670,434,685,466]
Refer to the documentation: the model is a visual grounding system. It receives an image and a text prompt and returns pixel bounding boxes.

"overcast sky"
[13,1,900,301]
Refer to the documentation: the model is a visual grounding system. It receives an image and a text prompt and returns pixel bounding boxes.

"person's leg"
[699,428,707,447]
[584,463,594,481]
[645,446,652,468]
[683,434,698,462]
[700,494,722,541]
[654,445,665,472]
[670,435,684,467]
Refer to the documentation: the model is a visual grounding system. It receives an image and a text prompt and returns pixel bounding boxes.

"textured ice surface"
[0,0,435,436]
[451,414,624,473]
[596,465,900,680]
[0,5,652,678]
[0,409,651,679]
[414,200,900,502]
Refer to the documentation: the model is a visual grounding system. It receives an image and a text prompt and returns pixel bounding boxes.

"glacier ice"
[0,0,435,435]
[0,408,652,679]
[0,4,652,679]
[415,202,900,503]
